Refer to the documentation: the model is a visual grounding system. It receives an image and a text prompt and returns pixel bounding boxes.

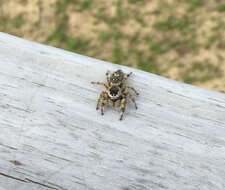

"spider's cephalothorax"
[91,70,139,120]
[109,69,125,85]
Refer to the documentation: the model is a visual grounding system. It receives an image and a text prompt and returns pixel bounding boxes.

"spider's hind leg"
[97,91,108,115]
[119,98,126,120]
[127,92,138,109]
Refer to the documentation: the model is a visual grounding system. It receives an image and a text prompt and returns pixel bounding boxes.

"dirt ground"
[1,0,225,92]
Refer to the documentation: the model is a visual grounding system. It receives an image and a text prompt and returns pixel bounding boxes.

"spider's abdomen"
[108,86,120,100]
[110,87,119,96]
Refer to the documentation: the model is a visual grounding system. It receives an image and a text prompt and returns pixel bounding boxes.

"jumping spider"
[91,69,139,120]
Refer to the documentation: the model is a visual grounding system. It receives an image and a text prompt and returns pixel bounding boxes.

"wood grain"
[0,32,225,190]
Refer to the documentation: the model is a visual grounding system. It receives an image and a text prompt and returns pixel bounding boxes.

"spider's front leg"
[91,81,108,89]
[127,86,139,96]
[119,98,126,120]
[123,72,132,82]
[106,71,110,84]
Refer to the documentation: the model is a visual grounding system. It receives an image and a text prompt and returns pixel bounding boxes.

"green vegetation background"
[1,0,225,91]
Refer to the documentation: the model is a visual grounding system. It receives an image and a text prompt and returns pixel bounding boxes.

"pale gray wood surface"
[0,32,225,190]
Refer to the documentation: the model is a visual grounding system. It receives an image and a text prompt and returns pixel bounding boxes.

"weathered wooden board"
[0,32,225,190]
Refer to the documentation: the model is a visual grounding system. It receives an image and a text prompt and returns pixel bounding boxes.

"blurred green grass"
[0,0,224,91]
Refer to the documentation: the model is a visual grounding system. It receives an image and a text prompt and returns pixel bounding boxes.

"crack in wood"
[0,143,18,150]
[0,172,28,183]
[25,178,62,190]
[0,172,67,190]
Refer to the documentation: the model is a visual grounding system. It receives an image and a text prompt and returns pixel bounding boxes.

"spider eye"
[111,77,118,83]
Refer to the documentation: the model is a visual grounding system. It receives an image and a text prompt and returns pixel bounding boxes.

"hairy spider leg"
[127,92,138,109]
[123,72,132,82]
[127,86,139,96]
[91,81,108,89]
[119,98,126,120]
[97,91,108,115]
[106,71,111,85]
